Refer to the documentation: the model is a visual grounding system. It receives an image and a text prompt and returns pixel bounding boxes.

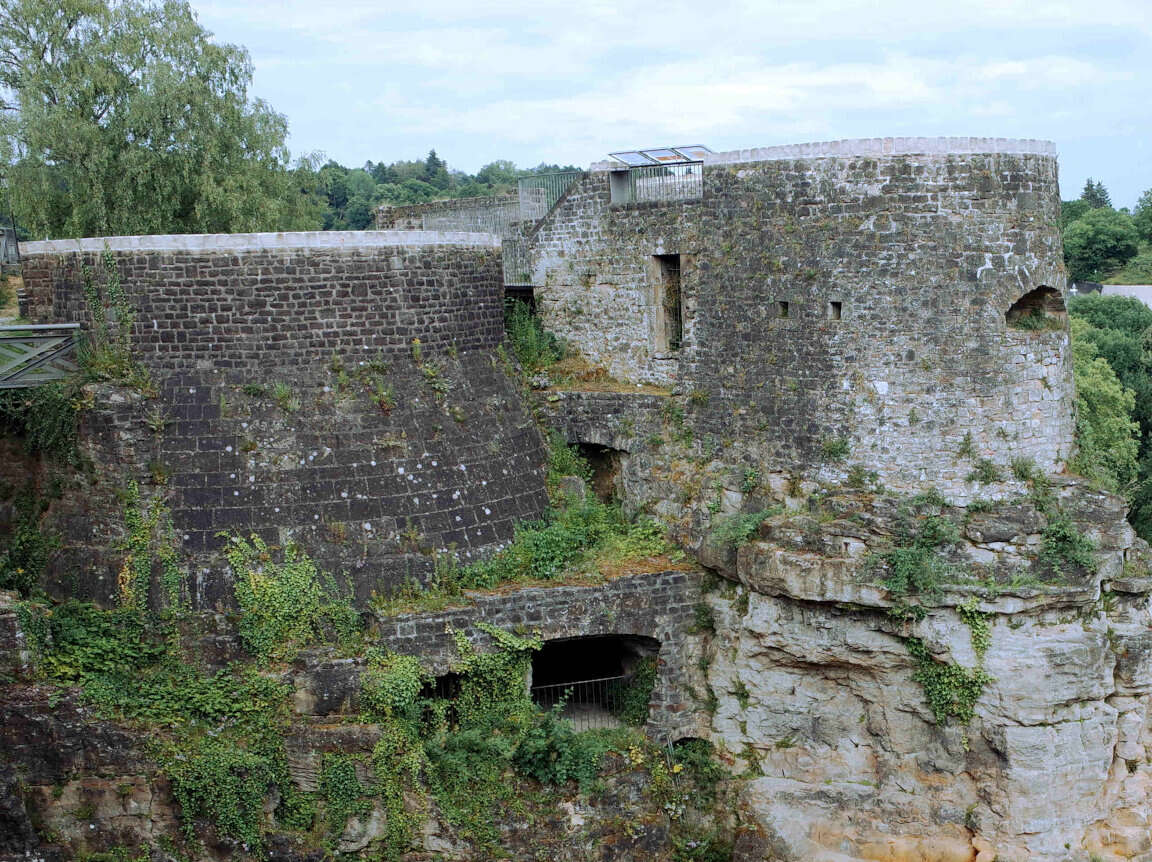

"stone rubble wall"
[17,233,551,607]
[365,569,708,742]
[525,147,1074,499]
[20,233,504,376]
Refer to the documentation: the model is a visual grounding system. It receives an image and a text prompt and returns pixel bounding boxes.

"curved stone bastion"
[17,231,550,606]
[525,137,1074,500]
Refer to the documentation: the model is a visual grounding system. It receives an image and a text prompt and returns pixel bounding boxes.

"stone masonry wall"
[359,570,708,742]
[20,232,504,375]
[525,141,1074,500]
[18,233,550,607]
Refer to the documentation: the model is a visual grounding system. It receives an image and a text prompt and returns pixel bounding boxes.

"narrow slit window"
[778,300,790,318]
[654,254,682,350]
[828,301,842,320]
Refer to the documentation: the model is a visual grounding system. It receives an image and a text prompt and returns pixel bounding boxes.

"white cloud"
[189,0,1152,203]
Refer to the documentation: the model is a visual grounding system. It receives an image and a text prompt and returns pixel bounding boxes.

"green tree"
[475,160,520,191]
[343,196,374,230]
[423,149,449,190]
[1063,208,1140,282]
[1061,198,1091,230]
[1081,178,1112,209]
[0,0,322,238]
[1133,188,1152,245]
[1069,294,1152,541]
[1068,319,1140,491]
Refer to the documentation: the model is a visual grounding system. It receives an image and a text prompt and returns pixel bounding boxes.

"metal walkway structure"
[0,324,80,388]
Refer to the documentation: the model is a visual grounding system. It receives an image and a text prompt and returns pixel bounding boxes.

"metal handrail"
[0,323,80,388]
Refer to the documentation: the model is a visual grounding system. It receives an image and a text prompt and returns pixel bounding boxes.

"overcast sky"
[193,0,1151,208]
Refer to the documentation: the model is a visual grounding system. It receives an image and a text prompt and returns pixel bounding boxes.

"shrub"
[0,484,58,594]
[821,436,850,461]
[0,383,80,462]
[504,299,564,373]
[512,703,606,787]
[966,458,1003,485]
[868,498,961,597]
[710,508,780,548]
[224,535,359,660]
[360,650,427,729]
[165,733,280,848]
[1038,515,1096,576]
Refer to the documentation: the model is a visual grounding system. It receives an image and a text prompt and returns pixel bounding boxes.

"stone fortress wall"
[18,232,551,606]
[524,138,1075,499]
[10,139,1152,862]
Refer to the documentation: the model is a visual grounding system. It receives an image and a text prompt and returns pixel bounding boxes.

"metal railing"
[0,323,80,388]
[421,199,524,236]
[517,171,584,221]
[530,674,631,732]
[0,227,18,266]
[502,238,533,287]
[611,162,703,205]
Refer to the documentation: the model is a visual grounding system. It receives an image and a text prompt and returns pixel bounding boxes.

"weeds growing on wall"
[0,383,81,462]
[0,247,152,467]
[607,655,659,726]
[1023,473,1098,578]
[1038,514,1097,576]
[79,249,153,394]
[866,492,961,598]
[709,508,782,549]
[223,534,361,660]
[0,481,59,594]
[504,298,565,373]
[118,481,183,612]
[905,636,992,726]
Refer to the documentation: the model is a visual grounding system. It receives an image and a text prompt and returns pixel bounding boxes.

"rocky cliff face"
[696,481,1152,862]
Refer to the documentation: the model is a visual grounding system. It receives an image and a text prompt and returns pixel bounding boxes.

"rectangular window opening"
[778,300,790,319]
[655,254,682,351]
[828,300,842,320]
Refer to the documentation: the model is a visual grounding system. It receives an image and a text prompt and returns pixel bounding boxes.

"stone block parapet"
[17,235,550,606]
[21,238,505,376]
[21,230,500,256]
[589,136,1056,170]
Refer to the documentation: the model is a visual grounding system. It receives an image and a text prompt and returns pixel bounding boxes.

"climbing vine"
[906,598,994,727]
[223,534,360,660]
[117,481,183,612]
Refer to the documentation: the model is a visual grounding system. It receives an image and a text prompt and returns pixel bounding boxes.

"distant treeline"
[0,0,577,240]
[316,151,581,230]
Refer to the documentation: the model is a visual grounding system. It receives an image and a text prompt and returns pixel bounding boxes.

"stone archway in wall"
[1006,285,1067,329]
[576,442,623,502]
[529,635,660,730]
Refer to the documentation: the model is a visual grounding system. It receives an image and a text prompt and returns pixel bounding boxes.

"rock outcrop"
[698,483,1152,861]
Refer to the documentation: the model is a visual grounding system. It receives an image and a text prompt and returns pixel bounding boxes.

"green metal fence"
[502,238,533,287]
[517,171,584,221]
[612,162,703,205]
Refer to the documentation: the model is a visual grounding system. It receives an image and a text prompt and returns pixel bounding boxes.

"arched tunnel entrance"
[530,635,660,730]
[576,443,623,503]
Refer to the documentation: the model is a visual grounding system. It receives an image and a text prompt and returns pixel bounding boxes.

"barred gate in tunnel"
[529,635,660,730]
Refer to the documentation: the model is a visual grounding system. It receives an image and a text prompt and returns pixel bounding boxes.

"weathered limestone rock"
[704,486,1152,862]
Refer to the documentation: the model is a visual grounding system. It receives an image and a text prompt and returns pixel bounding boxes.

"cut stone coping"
[589,136,1056,171]
[21,230,502,256]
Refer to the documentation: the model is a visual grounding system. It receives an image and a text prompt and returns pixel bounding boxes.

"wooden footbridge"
[0,324,80,388]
